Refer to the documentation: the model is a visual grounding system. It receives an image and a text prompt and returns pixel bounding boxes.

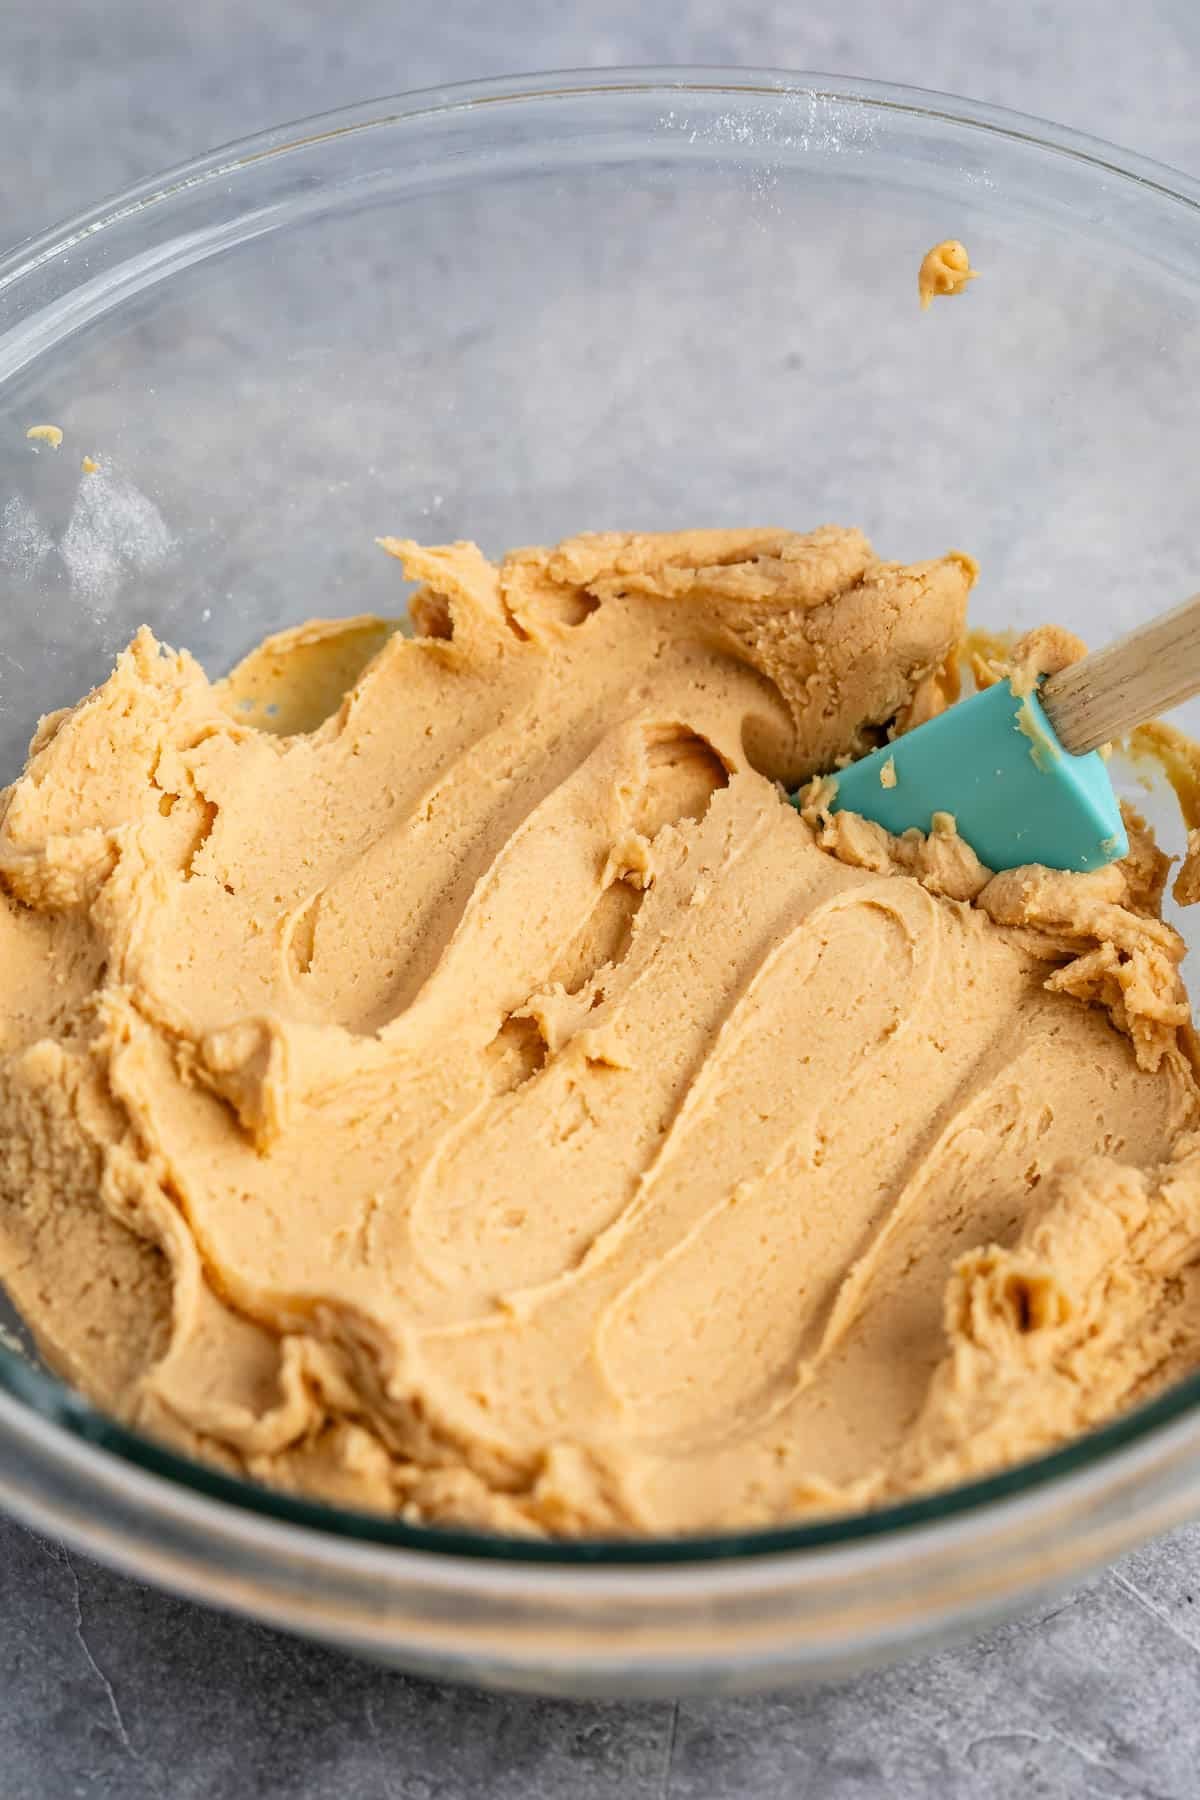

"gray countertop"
[5,3,1200,1795]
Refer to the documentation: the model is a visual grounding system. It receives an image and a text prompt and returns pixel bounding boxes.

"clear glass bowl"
[3,68,1200,1698]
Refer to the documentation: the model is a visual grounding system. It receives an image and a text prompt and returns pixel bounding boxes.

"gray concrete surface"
[5,2,1200,1794]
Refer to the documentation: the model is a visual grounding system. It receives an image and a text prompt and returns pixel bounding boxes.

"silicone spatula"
[817,590,1200,873]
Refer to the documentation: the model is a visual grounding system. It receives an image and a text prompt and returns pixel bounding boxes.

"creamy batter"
[2,524,1199,1537]
[918,240,979,309]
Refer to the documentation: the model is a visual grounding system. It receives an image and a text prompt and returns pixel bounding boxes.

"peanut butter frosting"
[3,524,1200,1537]
[918,239,979,310]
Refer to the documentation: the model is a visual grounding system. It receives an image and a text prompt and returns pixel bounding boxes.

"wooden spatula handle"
[1042,590,1200,755]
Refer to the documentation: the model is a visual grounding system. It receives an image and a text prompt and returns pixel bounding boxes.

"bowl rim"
[4,63,1200,1581]
[5,61,1200,297]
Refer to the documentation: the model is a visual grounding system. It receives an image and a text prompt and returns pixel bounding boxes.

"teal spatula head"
[818,679,1127,874]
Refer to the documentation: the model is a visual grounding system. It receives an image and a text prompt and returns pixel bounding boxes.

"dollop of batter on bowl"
[918,239,979,309]
[2,524,1200,1537]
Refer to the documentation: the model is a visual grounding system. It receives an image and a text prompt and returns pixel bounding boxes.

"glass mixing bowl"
[3,68,1200,1699]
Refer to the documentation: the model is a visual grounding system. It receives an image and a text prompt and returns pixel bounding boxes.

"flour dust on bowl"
[3,70,1200,1697]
